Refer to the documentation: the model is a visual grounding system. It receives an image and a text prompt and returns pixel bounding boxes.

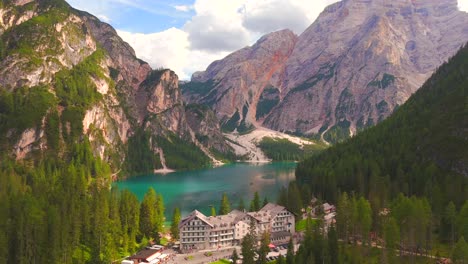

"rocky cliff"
[182,0,468,143]
[0,0,231,173]
[182,29,297,133]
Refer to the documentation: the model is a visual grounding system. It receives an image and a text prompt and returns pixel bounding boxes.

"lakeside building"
[179,203,295,252]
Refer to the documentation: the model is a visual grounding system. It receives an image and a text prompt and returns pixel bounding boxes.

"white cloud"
[460,0,468,12]
[116,0,468,80]
[117,28,191,79]
[67,0,341,79]
[184,0,251,52]
[242,2,308,33]
[174,5,192,12]
[97,14,111,23]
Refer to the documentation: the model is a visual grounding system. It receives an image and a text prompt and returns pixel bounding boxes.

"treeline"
[156,133,211,170]
[258,137,325,161]
[0,141,165,264]
[296,44,468,248]
[273,181,466,260]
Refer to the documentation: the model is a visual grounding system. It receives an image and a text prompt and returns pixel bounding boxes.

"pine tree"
[251,192,261,212]
[452,237,468,264]
[277,187,288,207]
[238,198,245,211]
[457,202,468,242]
[170,207,181,240]
[444,202,457,246]
[232,248,239,264]
[357,196,372,245]
[263,197,269,207]
[257,232,270,264]
[383,216,400,263]
[219,193,231,215]
[139,188,157,239]
[286,237,295,264]
[241,233,256,264]
[277,254,284,264]
[211,206,216,216]
[328,225,339,264]
[287,182,303,217]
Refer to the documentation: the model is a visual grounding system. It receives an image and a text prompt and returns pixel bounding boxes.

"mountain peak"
[183,0,468,139]
[256,29,297,44]
[342,0,459,14]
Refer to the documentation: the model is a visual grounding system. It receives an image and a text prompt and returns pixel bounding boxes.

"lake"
[114,162,296,218]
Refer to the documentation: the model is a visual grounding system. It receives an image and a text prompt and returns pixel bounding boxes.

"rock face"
[183,0,468,142]
[0,0,231,172]
[185,104,233,155]
[182,29,297,132]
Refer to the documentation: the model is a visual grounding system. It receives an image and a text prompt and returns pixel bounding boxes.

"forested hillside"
[0,145,166,263]
[296,44,468,252]
[297,43,468,207]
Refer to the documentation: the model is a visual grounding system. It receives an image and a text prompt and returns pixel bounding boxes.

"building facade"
[179,203,295,252]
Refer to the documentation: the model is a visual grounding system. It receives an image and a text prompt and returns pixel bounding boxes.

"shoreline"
[154,168,176,174]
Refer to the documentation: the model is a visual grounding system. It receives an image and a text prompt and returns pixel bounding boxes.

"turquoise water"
[114,162,296,218]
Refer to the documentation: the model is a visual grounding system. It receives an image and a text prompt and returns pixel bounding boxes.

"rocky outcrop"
[183,0,468,141]
[182,29,297,131]
[0,0,231,172]
[185,104,234,155]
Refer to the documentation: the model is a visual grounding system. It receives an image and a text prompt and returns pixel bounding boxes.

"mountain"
[182,29,298,133]
[296,42,468,209]
[0,0,232,173]
[182,0,468,143]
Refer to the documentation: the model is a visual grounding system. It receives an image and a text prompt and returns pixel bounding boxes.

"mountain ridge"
[0,0,233,174]
[296,41,468,207]
[182,0,468,143]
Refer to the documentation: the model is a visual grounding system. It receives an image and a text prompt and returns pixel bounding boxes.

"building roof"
[129,249,160,261]
[206,214,237,228]
[256,203,290,220]
[179,210,213,228]
[260,203,287,214]
[180,204,293,229]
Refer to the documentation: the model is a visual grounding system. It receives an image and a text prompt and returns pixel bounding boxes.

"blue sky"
[67,0,196,32]
[66,0,468,80]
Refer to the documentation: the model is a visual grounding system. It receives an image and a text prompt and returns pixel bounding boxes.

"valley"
[0,0,467,263]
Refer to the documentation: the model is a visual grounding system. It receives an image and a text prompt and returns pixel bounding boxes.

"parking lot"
[162,243,299,264]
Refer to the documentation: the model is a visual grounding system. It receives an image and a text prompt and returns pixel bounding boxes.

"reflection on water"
[114,162,296,217]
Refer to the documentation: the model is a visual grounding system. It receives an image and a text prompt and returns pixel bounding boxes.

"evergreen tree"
[250,191,261,211]
[232,248,239,264]
[257,232,270,264]
[211,206,216,216]
[336,192,351,240]
[357,196,372,245]
[219,193,231,215]
[139,188,157,239]
[444,202,457,245]
[277,254,284,264]
[241,232,256,264]
[155,194,165,231]
[383,216,400,263]
[263,196,269,207]
[277,187,288,207]
[286,237,295,264]
[287,182,303,218]
[452,237,468,264]
[170,207,181,240]
[328,225,339,264]
[238,198,245,211]
[457,202,468,242]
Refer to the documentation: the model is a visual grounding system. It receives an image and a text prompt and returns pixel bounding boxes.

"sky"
[66,0,468,80]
